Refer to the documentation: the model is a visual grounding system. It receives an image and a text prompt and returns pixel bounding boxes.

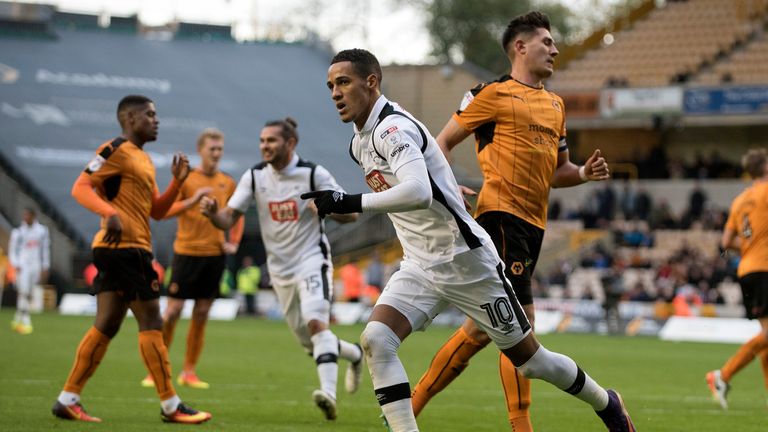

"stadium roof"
[0,26,368,249]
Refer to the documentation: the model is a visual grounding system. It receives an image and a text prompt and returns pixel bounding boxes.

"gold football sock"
[63,326,111,394]
[721,334,768,382]
[183,319,206,372]
[500,352,533,432]
[139,330,176,400]
[411,327,485,417]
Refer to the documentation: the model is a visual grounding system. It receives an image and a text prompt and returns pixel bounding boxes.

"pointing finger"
[300,191,324,200]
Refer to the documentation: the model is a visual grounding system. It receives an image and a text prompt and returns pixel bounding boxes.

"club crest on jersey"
[365,170,391,192]
[268,200,299,222]
[381,126,403,147]
[552,100,561,112]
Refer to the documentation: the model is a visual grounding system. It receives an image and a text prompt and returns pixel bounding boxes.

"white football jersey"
[9,221,50,271]
[350,95,490,268]
[228,154,343,277]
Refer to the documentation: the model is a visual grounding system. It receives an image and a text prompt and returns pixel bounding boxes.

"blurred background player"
[201,117,364,420]
[52,95,210,424]
[707,148,768,409]
[8,207,50,334]
[318,47,633,432]
[411,12,610,431]
[141,128,243,390]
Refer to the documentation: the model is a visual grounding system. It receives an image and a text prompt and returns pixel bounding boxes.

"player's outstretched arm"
[301,160,432,218]
[200,196,242,231]
[435,118,472,163]
[436,118,477,210]
[552,149,610,188]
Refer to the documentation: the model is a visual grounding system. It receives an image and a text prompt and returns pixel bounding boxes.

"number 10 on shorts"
[481,298,516,333]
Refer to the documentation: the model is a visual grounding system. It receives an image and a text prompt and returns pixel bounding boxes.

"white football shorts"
[376,243,532,350]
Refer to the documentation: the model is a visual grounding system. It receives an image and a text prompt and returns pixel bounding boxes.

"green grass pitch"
[0,309,765,431]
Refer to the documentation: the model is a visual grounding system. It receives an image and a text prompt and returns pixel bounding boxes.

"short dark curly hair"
[742,148,768,179]
[502,11,551,52]
[117,94,152,120]
[330,48,382,84]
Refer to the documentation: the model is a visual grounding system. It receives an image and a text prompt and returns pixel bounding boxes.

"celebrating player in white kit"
[200,117,364,421]
[304,48,636,432]
[9,207,50,334]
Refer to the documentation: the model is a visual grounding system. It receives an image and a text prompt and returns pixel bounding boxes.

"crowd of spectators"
[635,149,741,180]
[550,180,729,231]
[534,231,739,307]
[535,239,737,306]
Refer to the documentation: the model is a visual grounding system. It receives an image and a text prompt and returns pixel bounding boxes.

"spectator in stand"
[687,182,708,223]
[619,182,636,220]
[649,199,677,229]
[596,182,617,227]
[580,189,601,229]
[634,187,652,221]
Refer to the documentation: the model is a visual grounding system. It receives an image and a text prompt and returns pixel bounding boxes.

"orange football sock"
[412,327,486,417]
[183,319,206,372]
[162,317,177,348]
[500,352,533,432]
[759,347,768,390]
[63,326,111,394]
[139,330,176,400]
[721,334,768,382]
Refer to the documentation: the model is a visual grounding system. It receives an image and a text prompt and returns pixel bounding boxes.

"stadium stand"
[694,30,768,85]
[0,7,367,282]
[548,0,768,90]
